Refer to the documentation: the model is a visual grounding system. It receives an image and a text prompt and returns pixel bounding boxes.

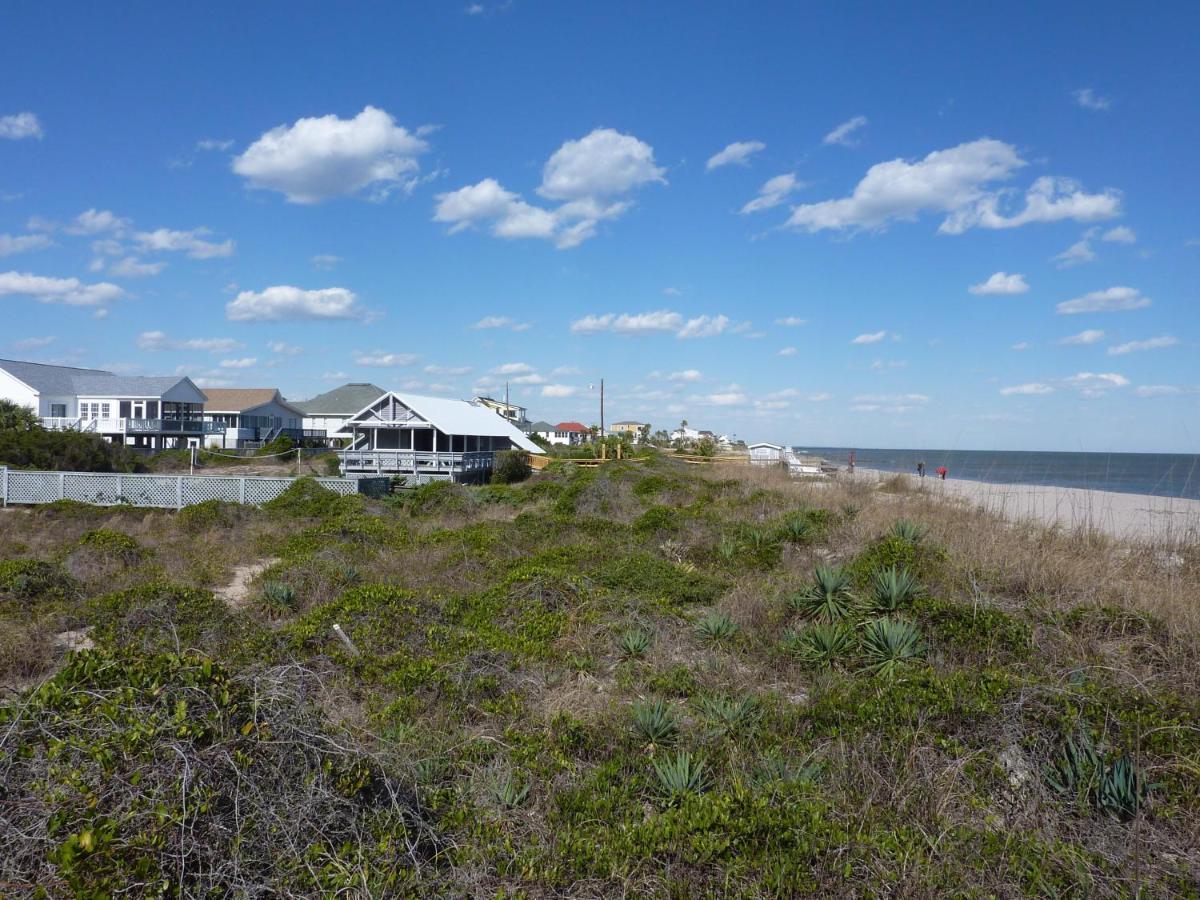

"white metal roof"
[351,392,544,453]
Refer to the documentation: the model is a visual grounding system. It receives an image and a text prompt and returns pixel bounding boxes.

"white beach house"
[200,388,313,449]
[748,442,785,465]
[293,382,386,441]
[339,391,543,483]
[0,358,220,448]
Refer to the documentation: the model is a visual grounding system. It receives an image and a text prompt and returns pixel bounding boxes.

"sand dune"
[854,468,1200,542]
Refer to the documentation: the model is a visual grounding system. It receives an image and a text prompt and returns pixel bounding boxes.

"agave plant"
[258,581,297,618]
[414,756,449,787]
[780,516,812,544]
[492,773,531,809]
[1046,732,1151,822]
[631,698,677,746]
[617,627,653,658]
[869,565,922,612]
[1096,753,1150,821]
[695,694,758,734]
[652,751,710,803]
[754,749,822,787]
[695,610,739,643]
[860,617,926,678]
[789,565,857,622]
[339,564,362,585]
[890,519,926,542]
[783,622,856,669]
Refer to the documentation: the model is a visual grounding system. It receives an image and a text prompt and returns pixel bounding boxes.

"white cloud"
[12,335,55,349]
[666,369,702,382]
[196,138,233,152]
[741,173,804,214]
[134,227,234,259]
[424,364,472,375]
[1108,335,1178,355]
[136,331,242,353]
[310,253,342,270]
[322,371,349,381]
[851,392,930,413]
[0,271,125,307]
[492,362,534,375]
[0,233,52,257]
[551,365,581,377]
[851,330,887,345]
[510,372,546,384]
[662,286,682,296]
[1102,225,1136,244]
[1073,88,1111,111]
[706,140,765,170]
[1058,329,1105,345]
[267,341,303,356]
[786,139,1120,235]
[1012,341,1031,351]
[1000,382,1054,396]
[1063,372,1129,396]
[778,346,797,357]
[219,357,257,369]
[65,209,129,236]
[108,256,166,278]
[677,314,730,339]
[471,315,531,331]
[808,392,832,402]
[226,285,365,322]
[435,128,663,249]
[705,391,748,406]
[1053,232,1097,268]
[1056,286,1151,315]
[1133,385,1189,398]
[353,351,418,367]
[823,115,868,147]
[775,316,807,326]
[0,112,42,140]
[969,271,1029,295]
[542,384,578,398]
[233,106,429,203]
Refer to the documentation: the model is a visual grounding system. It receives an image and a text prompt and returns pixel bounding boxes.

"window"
[100,403,111,419]
[50,403,66,417]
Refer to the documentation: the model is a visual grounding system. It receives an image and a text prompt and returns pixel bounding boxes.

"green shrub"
[633,474,672,499]
[788,565,857,622]
[77,529,143,561]
[914,597,1031,659]
[263,477,342,518]
[0,558,78,606]
[258,581,299,619]
[849,534,946,586]
[869,565,922,613]
[406,480,473,516]
[596,553,725,607]
[1045,731,1152,822]
[176,499,249,533]
[633,504,679,535]
[491,450,532,485]
[0,426,145,473]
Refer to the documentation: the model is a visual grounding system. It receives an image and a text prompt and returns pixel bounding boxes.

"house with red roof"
[534,420,591,446]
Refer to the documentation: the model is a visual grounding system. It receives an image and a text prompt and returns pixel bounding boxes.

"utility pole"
[505,381,510,407]
[599,377,605,438]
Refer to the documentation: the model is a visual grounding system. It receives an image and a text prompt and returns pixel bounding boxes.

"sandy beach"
[853,468,1200,542]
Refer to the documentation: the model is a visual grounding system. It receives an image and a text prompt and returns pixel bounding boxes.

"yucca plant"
[715,537,739,563]
[631,698,677,746]
[695,610,739,643]
[617,627,653,658]
[1046,733,1151,822]
[492,773,530,809]
[339,564,362,585]
[695,694,758,735]
[860,617,926,678]
[257,581,297,618]
[788,565,857,622]
[414,756,449,786]
[890,519,926,542]
[652,751,710,803]
[783,621,856,668]
[754,750,822,787]
[780,516,812,544]
[869,565,922,612]
[1096,753,1150,822]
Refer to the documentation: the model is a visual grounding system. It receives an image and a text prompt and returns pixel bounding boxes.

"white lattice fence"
[0,467,362,509]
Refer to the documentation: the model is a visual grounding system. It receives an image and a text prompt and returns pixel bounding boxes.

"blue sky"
[1,1,1197,451]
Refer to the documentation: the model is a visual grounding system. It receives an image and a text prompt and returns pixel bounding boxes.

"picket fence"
[0,466,365,510]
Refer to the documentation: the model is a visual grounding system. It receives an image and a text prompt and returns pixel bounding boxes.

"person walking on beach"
[936,465,948,481]
[917,461,926,478]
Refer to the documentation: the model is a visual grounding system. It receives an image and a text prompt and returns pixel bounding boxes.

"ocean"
[797,447,1200,501]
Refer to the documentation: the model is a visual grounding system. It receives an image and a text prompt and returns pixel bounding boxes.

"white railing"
[39,417,224,435]
[0,466,362,509]
[339,449,494,474]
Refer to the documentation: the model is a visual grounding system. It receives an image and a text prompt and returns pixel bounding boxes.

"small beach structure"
[339,391,543,483]
[748,441,785,465]
[201,388,316,448]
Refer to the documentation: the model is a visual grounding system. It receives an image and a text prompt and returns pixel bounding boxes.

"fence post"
[1,466,6,507]
[176,477,183,510]
[59,472,65,501]
[239,478,246,505]
[116,474,123,503]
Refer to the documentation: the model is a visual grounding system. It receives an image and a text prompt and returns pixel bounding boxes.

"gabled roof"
[528,421,555,432]
[555,421,589,432]
[749,442,784,450]
[293,382,386,415]
[0,358,111,395]
[201,388,303,416]
[349,392,543,453]
[0,358,206,400]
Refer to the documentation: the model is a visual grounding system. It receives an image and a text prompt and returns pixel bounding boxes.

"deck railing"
[40,417,223,435]
[339,449,494,474]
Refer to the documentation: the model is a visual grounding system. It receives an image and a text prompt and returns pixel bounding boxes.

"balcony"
[339,449,494,475]
[40,417,224,435]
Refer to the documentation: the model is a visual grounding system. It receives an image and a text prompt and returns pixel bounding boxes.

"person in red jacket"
[936,465,948,480]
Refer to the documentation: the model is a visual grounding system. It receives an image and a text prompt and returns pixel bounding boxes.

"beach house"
[293,382,386,442]
[201,388,315,449]
[609,420,648,441]
[539,421,590,446]
[749,442,785,465]
[474,395,531,431]
[0,358,219,448]
[338,391,543,483]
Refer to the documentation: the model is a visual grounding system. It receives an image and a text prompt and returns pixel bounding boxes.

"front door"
[132,401,146,419]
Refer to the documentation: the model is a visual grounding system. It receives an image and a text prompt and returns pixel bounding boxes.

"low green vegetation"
[0,453,1195,895]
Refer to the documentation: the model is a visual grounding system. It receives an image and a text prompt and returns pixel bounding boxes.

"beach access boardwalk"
[0,466,384,510]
